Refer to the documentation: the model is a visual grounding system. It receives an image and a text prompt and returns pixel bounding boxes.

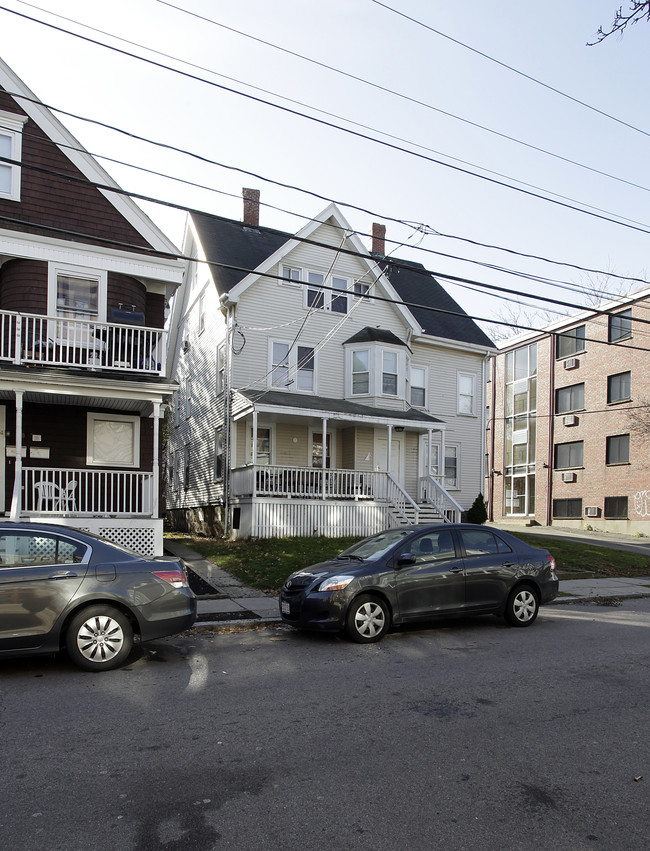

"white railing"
[0,310,166,374]
[419,475,463,523]
[231,465,420,525]
[22,467,154,516]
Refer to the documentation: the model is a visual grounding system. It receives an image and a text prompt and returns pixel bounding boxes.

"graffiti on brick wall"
[633,491,650,517]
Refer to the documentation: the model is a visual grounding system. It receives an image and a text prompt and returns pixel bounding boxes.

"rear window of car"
[0,532,87,566]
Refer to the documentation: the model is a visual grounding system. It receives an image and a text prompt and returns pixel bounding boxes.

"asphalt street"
[1,597,648,850]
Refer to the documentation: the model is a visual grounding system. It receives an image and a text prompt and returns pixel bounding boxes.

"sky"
[1,0,650,338]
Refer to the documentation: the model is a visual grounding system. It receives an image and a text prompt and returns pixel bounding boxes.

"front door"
[375,434,403,485]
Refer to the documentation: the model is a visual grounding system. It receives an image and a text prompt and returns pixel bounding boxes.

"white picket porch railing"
[22,467,154,517]
[0,310,166,374]
[419,474,463,523]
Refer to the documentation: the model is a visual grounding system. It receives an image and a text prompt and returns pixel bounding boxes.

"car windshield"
[339,529,413,561]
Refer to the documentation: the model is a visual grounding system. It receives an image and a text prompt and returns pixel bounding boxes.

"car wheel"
[66,605,134,671]
[504,585,539,627]
[345,594,390,643]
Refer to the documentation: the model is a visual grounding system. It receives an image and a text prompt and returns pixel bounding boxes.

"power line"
[2,5,650,239]
[154,0,650,198]
[371,0,650,141]
[4,89,650,308]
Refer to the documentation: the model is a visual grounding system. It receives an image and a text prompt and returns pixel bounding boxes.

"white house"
[166,191,495,539]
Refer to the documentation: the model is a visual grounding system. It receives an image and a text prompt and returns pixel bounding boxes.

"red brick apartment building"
[486,289,650,534]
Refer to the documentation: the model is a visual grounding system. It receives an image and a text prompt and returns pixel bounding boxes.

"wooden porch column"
[440,427,446,480]
[321,417,328,499]
[10,390,23,520]
[387,424,392,475]
[152,402,160,519]
[428,429,433,497]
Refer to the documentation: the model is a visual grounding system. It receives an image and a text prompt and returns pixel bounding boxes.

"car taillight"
[152,568,188,589]
[548,555,557,573]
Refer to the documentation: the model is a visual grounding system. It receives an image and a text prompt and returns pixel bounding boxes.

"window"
[216,344,225,395]
[173,450,180,490]
[382,351,398,395]
[410,366,426,408]
[556,383,584,413]
[458,373,476,415]
[185,377,192,418]
[609,309,632,343]
[86,413,140,468]
[352,349,369,395]
[47,264,107,350]
[272,342,290,387]
[281,266,301,286]
[270,341,315,392]
[198,292,205,334]
[604,496,628,518]
[312,432,331,468]
[183,444,191,489]
[250,427,271,465]
[0,532,86,566]
[608,371,631,404]
[459,529,512,556]
[213,429,223,480]
[331,276,348,314]
[429,444,458,489]
[557,325,586,358]
[554,440,583,469]
[0,111,27,201]
[354,280,370,298]
[173,389,180,427]
[553,498,582,518]
[306,271,325,309]
[606,434,629,465]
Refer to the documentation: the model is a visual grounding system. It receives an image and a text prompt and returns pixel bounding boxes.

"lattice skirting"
[21,517,163,556]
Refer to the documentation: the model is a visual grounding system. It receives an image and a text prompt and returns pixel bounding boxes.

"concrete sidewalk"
[166,535,650,630]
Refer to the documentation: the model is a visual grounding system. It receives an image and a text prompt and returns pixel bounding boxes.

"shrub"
[466,493,488,525]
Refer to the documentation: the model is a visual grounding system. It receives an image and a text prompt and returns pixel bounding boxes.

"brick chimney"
[371,222,386,256]
[243,188,260,227]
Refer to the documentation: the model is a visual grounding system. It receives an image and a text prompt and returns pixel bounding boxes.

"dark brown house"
[0,58,184,554]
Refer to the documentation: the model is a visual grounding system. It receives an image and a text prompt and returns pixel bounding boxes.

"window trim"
[554,440,584,470]
[0,111,28,202]
[268,339,317,393]
[410,364,427,408]
[351,348,370,396]
[606,433,630,466]
[608,309,632,343]
[555,382,585,414]
[604,496,628,519]
[458,372,477,416]
[556,325,586,359]
[382,350,398,397]
[552,498,583,519]
[47,263,107,324]
[86,412,140,468]
[607,371,631,405]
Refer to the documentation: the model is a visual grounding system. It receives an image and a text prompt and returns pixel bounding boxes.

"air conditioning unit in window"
[562,415,578,426]
[585,506,600,518]
[563,358,579,370]
[561,471,577,483]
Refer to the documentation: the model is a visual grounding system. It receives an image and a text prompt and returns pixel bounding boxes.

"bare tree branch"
[589,1,650,45]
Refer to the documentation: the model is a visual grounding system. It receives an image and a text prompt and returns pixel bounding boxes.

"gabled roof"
[190,208,494,350]
[0,57,180,257]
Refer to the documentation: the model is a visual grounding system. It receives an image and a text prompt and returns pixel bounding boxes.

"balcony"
[0,310,167,375]
[22,467,154,517]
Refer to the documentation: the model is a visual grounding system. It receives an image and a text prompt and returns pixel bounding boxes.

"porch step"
[398,502,447,526]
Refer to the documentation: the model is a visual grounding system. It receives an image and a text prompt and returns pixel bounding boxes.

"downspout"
[10,390,23,520]
[546,334,556,526]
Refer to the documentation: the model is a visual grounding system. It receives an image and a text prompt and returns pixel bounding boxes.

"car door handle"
[449,565,464,574]
[502,562,516,568]
[48,570,78,579]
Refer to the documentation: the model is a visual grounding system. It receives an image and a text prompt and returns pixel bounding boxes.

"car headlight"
[318,575,355,592]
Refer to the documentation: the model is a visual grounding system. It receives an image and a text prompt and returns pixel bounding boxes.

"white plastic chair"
[35,480,77,512]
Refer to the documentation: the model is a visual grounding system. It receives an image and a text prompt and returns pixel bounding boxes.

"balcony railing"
[22,467,154,517]
[0,310,166,375]
[419,474,463,523]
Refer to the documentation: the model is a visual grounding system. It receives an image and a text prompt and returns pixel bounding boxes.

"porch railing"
[22,467,154,516]
[419,475,463,523]
[231,465,419,524]
[0,310,166,375]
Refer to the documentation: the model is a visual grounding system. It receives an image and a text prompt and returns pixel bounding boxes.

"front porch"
[229,464,461,539]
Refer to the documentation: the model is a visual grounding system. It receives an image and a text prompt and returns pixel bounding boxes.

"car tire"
[345,594,390,643]
[504,585,539,627]
[66,605,134,671]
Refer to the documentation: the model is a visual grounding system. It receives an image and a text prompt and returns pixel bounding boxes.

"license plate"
[281,601,290,615]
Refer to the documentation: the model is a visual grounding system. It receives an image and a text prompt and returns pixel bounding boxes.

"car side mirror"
[397,553,416,567]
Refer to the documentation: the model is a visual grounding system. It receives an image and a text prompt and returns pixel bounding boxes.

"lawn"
[167,530,650,593]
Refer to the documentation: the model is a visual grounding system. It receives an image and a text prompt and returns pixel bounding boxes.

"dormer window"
[0,111,28,202]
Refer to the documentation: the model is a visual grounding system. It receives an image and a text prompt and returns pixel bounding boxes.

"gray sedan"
[0,522,196,671]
